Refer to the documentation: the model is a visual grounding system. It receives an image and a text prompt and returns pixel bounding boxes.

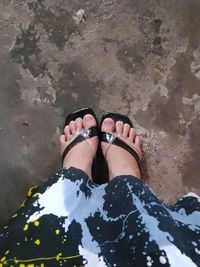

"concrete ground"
[0,0,200,227]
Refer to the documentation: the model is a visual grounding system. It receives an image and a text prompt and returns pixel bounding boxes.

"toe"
[128,128,136,141]
[135,135,141,147]
[60,134,66,145]
[69,120,76,135]
[116,121,123,136]
[75,117,83,132]
[135,135,142,158]
[122,123,130,137]
[83,114,96,130]
[101,118,115,133]
[64,125,71,140]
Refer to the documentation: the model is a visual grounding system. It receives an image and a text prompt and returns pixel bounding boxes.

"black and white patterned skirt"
[0,167,199,266]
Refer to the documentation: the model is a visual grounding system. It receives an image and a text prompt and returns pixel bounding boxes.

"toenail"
[86,115,92,120]
[104,119,113,125]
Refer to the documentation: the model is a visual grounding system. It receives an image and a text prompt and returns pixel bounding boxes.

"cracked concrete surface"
[0,0,200,227]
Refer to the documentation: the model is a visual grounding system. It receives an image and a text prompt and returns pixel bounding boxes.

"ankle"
[106,152,141,180]
[62,150,93,168]
[109,166,141,180]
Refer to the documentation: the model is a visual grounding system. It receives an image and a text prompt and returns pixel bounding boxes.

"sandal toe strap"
[101,132,141,169]
[62,126,99,164]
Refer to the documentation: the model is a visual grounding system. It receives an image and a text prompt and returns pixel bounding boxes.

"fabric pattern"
[0,167,199,267]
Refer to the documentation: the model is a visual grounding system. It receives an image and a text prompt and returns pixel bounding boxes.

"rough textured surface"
[0,0,200,227]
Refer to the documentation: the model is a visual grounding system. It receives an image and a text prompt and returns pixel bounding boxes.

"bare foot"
[101,118,142,181]
[60,114,98,179]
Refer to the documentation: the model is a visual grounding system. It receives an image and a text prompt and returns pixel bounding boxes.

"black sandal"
[100,112,142,173]
[62,108,99,165]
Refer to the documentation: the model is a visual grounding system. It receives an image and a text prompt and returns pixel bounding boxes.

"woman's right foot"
[101,118,142,181]
[60,114,98,179]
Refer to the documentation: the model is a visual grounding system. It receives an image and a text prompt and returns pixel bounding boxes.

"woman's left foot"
[60,114,98,179]
[101,118,142,180]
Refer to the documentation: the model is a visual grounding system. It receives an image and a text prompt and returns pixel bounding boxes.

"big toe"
[101,118,115,133]
[83,114,97,129]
